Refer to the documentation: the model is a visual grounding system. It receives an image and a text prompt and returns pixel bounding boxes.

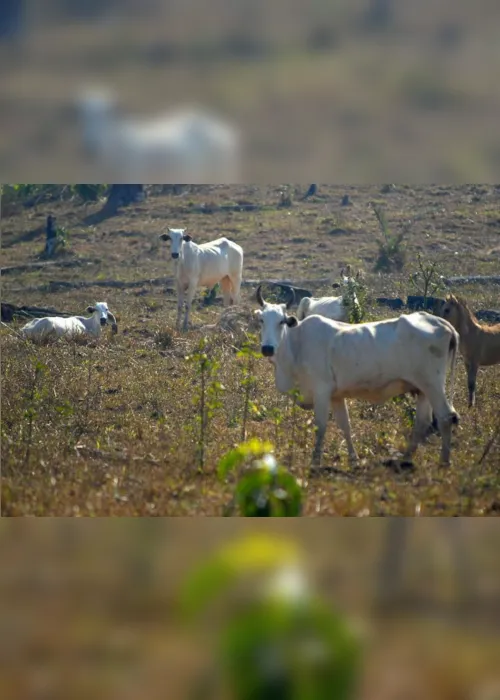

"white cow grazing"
[159,228,244,332]
[20,302,117,343]
[255,285,459,470]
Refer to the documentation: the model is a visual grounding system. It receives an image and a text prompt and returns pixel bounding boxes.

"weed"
[186,337,224,472]
[236,333,261,442]
[409,252,446,303]
[372,203,407,272]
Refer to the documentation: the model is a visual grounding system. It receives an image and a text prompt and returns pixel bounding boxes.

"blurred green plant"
[181,533,362,700]
[218,438,303,517]
[2,184,108,206]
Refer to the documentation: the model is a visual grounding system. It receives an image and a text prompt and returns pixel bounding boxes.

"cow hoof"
[399,459,415,470]
[309,466,322,478]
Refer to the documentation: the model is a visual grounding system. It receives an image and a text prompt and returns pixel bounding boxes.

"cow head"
[87,301,118,331]
[159,228,192,259]
[254,285,297,358]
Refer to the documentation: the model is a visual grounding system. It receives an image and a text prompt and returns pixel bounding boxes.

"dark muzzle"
[100,317,107,326]
[261,345,275,357]
[172,253,179,259]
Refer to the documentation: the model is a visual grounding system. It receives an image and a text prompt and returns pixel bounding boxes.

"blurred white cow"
[160,228,243,332]
[75,87,240,182]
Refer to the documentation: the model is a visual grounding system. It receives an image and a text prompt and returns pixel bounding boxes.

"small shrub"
[409,252,446,303]
[372,204,407,272]
[218,438,303,517]
[185,337,224,471]
[154,328,174,349]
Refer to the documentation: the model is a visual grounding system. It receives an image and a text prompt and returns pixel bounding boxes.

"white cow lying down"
[159,228,243,332]
[20,302,117,343]
[255,285,459,470]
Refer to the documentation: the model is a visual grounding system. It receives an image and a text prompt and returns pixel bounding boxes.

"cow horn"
[285,287,295,309]
[256,284,265,307]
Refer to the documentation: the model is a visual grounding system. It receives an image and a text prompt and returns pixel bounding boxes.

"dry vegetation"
[1,184,500,516]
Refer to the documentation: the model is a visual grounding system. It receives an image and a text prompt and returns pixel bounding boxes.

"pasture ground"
[1,184,500,516]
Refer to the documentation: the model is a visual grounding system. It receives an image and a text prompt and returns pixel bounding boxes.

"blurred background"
[1,0,500,182]
[1,519,499,699]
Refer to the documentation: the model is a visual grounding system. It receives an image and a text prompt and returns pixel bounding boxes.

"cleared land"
[1,184,499,515]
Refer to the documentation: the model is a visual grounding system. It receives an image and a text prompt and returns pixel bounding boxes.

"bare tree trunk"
[44,214,57,257]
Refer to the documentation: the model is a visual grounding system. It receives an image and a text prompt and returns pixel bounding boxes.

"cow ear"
[286,315,298,327]
[183,234,192,242]
[159,233,169,241]
[87,306,95,313]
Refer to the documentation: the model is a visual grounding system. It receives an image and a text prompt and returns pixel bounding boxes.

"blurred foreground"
[1,0,500,181]
[1,519,499,699]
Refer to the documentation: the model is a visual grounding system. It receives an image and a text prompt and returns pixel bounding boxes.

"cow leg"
[419,386,459,466]
[176,286,185,330]
[331,399,358,463]
[311,390,330,467]
[466,361,478,408]
[183,283,197,332]
[403,393,433,462]
[219,276,233,306]
[229,273,242,305]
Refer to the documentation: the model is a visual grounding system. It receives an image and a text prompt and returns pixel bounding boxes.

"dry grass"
[2,184,500,516]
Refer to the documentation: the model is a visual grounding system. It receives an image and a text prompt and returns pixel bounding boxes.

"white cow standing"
[159,228,243,332]
[254,285,459,471]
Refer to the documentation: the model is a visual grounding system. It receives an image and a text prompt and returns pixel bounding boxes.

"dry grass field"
[1,184,500,516]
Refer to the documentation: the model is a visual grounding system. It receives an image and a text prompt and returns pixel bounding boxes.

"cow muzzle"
[100,317,107,326]
[171,253,179,259]
[261,345,275,357]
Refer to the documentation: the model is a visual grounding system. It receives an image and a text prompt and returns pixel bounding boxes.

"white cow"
[20,302,117,343]
[254,285,459,470]
[297,269,361,322]
[159,229,243,332]
[296,294,349,322]
[76,88,240,182]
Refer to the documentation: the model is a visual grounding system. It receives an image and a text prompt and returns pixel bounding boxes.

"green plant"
[186,337,224,471]
[203,284,220,305]
[218,438,303,517]
[372,204,407,272]
[22,359,48,467]
[341,272,368,323]
[181,533,362,700]
[236,333,261,442]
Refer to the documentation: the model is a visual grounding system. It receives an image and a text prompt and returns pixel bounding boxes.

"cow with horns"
[254,285,459,471]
